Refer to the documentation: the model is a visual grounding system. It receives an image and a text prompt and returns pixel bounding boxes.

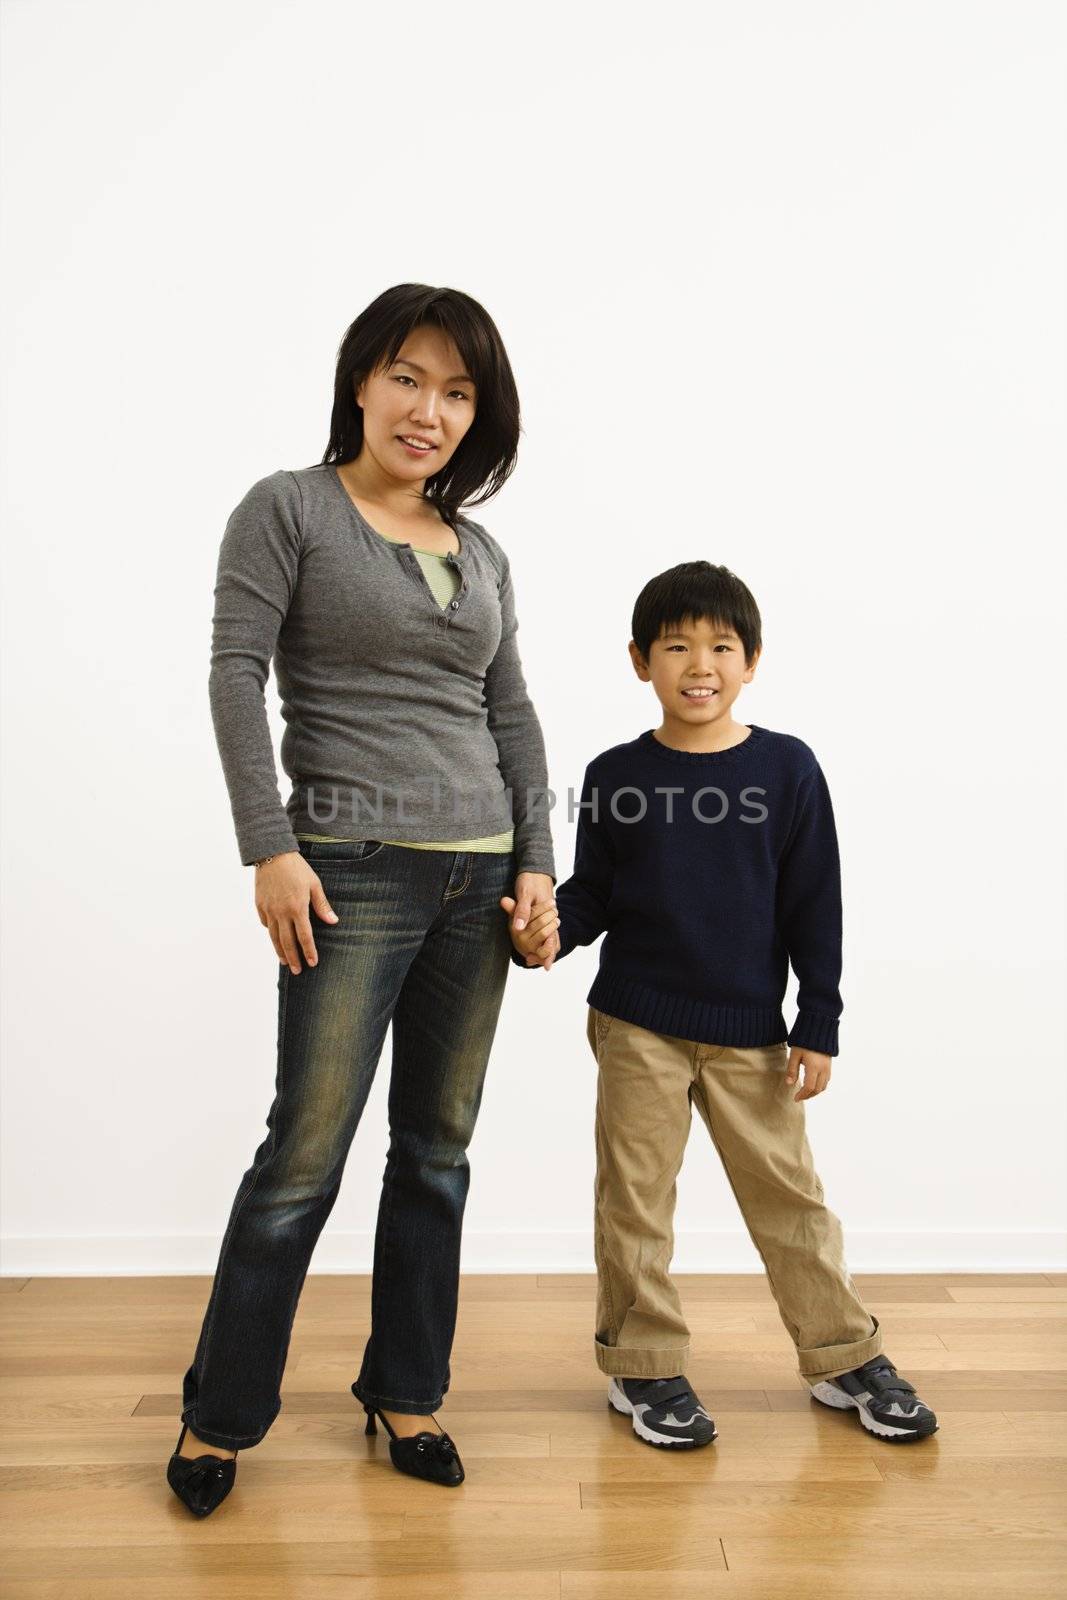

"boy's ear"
[629,639,651,680]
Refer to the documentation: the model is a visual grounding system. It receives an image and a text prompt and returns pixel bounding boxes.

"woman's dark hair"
[631,561,762,665]
[321,283,520,530]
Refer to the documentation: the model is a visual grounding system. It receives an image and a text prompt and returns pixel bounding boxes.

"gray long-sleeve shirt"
[208,463,557,879]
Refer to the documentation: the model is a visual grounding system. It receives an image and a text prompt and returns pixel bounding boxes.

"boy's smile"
[629,615,760,753]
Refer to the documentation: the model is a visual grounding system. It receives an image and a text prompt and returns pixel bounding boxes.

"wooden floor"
[1,1271,1066,1597]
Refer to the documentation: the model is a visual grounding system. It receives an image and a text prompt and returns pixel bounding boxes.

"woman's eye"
[392,374,470,401]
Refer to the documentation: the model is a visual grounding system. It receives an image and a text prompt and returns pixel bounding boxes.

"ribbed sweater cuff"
[239,827,301,867]
[787,1011,840,1056]
[513,856,557,884]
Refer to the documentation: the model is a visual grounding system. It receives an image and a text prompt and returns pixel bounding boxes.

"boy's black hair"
[321,283,520,531]
[631,561,762,666]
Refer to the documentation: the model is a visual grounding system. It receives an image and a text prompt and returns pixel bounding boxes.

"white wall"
[2,0,1064,1275]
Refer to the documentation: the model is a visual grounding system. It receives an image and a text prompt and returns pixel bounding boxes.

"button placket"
[436,552,466,623]
[403,548,454,624]
[401,544,468,627]
[446,552,468,617]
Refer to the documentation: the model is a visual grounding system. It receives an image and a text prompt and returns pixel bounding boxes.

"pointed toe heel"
[166,1422,238,1517]
[354,1390,464,1487]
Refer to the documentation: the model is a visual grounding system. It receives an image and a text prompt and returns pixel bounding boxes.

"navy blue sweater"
[512,724,843,1055]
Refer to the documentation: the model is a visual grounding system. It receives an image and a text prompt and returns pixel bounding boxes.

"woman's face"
[355,324,478,483]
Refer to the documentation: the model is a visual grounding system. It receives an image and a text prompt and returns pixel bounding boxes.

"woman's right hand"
[254,852,339,974]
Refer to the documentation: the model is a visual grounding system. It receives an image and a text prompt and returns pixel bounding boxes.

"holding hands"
[500,874,560,970]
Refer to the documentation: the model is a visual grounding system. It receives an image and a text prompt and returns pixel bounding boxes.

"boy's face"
[629,616,759,728]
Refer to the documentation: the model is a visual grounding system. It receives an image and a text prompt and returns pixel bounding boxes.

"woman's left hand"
[501,872,560,968]
[504,872,556,934]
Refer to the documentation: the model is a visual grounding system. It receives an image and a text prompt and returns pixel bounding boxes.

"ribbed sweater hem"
[586,969,788,1050]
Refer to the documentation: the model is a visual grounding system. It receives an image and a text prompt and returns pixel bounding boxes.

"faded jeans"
[181,839,515,1450]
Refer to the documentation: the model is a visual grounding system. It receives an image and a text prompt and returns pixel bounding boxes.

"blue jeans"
[181,839,516,1449]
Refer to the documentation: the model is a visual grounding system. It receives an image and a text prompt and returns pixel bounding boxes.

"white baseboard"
[2,1229,1065,1276]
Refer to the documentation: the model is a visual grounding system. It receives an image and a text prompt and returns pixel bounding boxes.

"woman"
[168,285,557,1516]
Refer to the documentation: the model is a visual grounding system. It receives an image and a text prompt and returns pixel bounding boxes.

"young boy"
[502,561,938,1449]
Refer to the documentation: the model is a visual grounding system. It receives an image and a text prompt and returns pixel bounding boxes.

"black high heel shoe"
[166,1421,238,1516]
[355,1388,464,1486]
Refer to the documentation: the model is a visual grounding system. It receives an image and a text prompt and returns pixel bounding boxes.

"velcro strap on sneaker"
[866,1369,916,1398]
[635,1378,695,1409]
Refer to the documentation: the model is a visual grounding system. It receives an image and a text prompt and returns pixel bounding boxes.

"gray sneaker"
[608,1375,717,1449]
[808,1355,939,1442]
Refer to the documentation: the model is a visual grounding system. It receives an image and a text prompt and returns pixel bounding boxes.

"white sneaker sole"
[607,1378,718,1449]
[808,1379,938,1441]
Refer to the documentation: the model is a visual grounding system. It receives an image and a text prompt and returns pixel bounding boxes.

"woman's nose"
[410,393,440,423]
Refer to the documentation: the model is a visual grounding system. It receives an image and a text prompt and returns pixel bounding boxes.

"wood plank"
[563,1575,1065,1600]
[578,1475,1066,1536]
[948,1287,1067,1303]
[720,1534,1067,1578]
[1,1580,560,1600]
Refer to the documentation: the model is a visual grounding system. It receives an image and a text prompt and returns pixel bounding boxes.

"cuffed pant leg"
[690,1040,883,1389]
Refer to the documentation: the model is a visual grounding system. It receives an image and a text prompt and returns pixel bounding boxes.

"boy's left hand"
[785,1047,832,1101]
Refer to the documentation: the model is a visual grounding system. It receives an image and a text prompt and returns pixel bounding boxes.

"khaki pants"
[586,1006,883,1388]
